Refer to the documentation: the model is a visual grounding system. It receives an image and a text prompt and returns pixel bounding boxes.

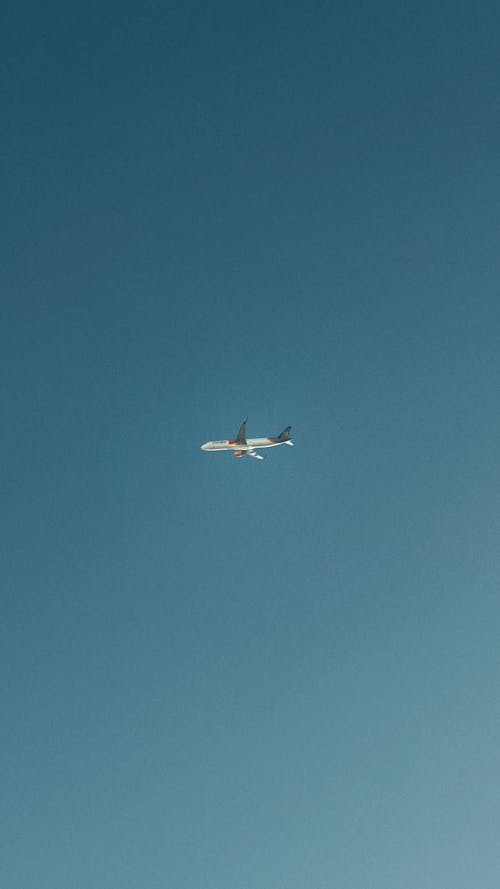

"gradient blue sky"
[3,2,500,887]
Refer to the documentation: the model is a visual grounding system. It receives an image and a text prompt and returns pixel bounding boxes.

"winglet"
[235,418,248,445]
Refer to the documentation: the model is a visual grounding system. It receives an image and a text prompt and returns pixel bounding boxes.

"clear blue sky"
[3,2,500,887]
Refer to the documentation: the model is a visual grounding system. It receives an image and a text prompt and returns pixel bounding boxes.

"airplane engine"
[234,450,245,458]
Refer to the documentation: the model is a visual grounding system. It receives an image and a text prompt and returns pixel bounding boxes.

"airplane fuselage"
[201,419,293,459]
[201,438,289,452]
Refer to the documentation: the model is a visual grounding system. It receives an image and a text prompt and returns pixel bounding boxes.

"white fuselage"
[201,437,288,452]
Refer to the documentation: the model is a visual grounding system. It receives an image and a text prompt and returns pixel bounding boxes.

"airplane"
[201,418,294,460]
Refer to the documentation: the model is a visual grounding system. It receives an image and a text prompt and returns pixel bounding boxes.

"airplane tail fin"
[276,425,293,443]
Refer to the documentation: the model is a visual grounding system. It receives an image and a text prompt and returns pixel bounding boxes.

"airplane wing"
[248,450,265,460]
[235,417,248,445]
